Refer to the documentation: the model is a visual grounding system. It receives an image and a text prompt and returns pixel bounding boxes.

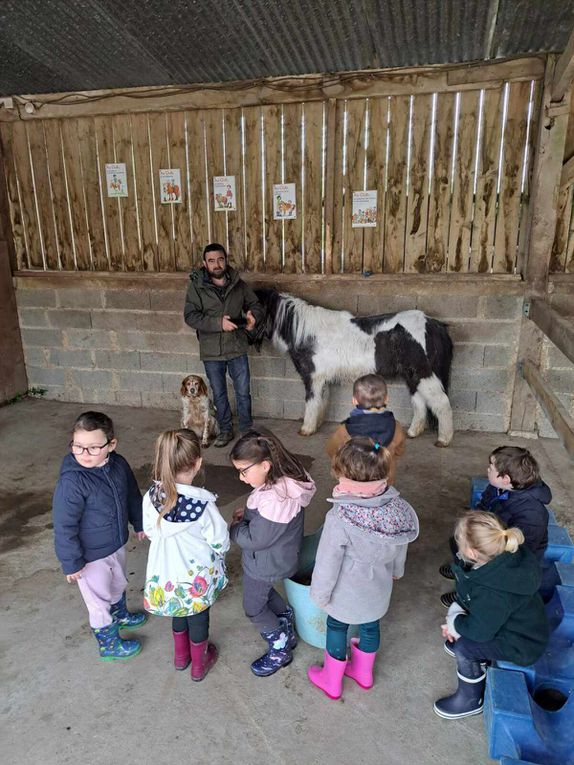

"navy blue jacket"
[478,481,551,561]
[53,452,143,575]
[344,408,396,445]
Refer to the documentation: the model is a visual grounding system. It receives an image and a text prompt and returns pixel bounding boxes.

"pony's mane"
[276,293,354,348]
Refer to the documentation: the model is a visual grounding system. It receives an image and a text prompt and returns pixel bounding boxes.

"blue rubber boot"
[251,619,292,677]
[110,592,147,630]
[92,621,142,661]
[433,657,486,719]
[278,605,298,649]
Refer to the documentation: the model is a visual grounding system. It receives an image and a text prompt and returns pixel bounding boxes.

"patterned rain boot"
[92,621,142,661]
[173,630,191,671]
[190,639,218,682]
[308,651,347,700]
[250,619,292,677]
[344,638,377,689]
[433,658,486,719]
[278,605,298,649]
[110,592,147,630]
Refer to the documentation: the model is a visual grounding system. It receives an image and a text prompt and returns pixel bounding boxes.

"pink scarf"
[333,477,388,498]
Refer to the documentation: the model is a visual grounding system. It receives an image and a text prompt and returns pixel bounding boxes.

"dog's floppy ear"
[198,377,209,397]
[180,376,190,396]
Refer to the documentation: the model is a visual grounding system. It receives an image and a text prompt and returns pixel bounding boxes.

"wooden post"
[509,55,572,436]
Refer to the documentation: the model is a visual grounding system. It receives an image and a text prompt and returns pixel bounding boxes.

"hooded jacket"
[230,475,316,583]
[310,486,419,624]
[53,452,143,575]
[478,481,551,560]
[143,483,230,617]
[452,545,549,666]
[183,266,262,361]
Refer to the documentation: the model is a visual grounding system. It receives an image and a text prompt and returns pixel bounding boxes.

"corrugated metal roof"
[0,0,572,97]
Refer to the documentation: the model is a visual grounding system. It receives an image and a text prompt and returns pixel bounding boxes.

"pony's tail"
[426,318,453,394]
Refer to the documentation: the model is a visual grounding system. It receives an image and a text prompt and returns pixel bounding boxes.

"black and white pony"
[250,289,454,446]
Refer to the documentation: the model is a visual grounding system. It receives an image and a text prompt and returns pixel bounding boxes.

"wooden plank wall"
[0,80,540,274]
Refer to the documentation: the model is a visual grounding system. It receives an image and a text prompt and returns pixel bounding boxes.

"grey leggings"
[243,574,287,632]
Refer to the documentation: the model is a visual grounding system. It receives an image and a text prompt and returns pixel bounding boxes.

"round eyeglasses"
[70,440,110,456]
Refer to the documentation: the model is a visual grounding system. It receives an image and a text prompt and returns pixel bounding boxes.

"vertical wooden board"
[112,115,141,271]
[323,99,337,274]
[565,196,574,273]
[224,108,246,269]
[94,116,123,270]
[0,124,28,268]
[148,112,175,271]
[243,106,264,272]
[167,111,192,271]
[282,102,303,273]
[404,94,432,272]
[493,81,531,273]
[76,118,108,271]
[26,122,58,269]
[516,80,542,275]
[364,96,388,273]
[426,93,455,273]
[262,104,282,273]
[60,120,91,270]
[343,99,367,273]
[186,110,209,268]
[549,184,573,272]
[470,87,504,272]
[204,109,227,249]
[131,113,157,271]
[384,95,410,273]
[11,122,43,268]
[448,90,479,272]
[327,101,346,273]
[43,121,74,270]
[303,101,324,274]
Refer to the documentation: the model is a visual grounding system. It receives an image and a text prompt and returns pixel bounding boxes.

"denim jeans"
[326,615,380,660]
[203,354,253,434]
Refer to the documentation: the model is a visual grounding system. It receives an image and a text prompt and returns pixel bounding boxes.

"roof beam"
[552,24,574,102]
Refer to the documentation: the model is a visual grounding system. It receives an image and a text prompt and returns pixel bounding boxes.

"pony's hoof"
[434,440,450,448]
[298,428,313,437]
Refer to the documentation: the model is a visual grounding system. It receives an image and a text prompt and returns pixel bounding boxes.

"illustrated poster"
[160,168,182,204]
[105,163,128,198]
[351,190,377,227]
[273,183,297,219]
[213,175,236,211]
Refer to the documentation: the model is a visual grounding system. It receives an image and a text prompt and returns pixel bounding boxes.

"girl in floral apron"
[143,429,229,681]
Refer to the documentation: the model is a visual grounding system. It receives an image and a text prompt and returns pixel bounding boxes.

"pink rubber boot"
[190,639,218,682]
[344,638,376,689]
[307,651,347,699]
[173,630,191,671]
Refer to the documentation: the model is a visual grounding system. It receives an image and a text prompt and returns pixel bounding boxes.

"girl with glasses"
[52,411,147,661]
[230,430,316,677]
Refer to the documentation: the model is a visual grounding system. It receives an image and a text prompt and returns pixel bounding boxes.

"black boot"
[278,605,298,649]
[433,657,486,719]
[250,618,292,677]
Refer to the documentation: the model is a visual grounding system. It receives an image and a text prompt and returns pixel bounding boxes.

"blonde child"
[435,511,549,719]
[143,429,229,681]
[53,411,146,661]
[230,430,316,677]
[325,374,405,484]
[309,436,418,700]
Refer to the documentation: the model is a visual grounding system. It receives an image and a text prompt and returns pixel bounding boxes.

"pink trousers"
[76,545,128,628]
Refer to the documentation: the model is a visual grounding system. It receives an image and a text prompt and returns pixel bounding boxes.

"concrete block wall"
[14,273,530,435]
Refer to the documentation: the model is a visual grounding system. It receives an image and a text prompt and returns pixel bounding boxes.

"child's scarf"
[333,477,387,498]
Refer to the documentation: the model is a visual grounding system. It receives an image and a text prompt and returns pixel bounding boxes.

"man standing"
[184,243,262,447]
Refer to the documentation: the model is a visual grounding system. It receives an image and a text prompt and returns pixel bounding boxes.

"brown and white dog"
[180,375,219,447]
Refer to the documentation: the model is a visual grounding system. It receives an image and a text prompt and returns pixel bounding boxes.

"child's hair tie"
[373,442,381,451]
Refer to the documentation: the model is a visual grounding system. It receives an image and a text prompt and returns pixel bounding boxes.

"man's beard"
[208,266,227,279]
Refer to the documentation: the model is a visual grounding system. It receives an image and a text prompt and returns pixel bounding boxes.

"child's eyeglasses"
[238,462,259,477]
[70,440,110,456]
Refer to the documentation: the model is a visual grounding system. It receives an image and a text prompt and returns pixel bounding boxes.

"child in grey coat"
[309,436,419,700]
[230,431,316,677]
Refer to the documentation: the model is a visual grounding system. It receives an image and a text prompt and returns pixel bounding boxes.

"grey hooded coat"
[310,486,419,624]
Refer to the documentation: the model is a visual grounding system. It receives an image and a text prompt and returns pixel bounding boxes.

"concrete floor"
[1,399,573,765]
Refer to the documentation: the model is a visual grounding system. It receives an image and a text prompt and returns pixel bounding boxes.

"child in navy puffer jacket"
[53,411,147,661]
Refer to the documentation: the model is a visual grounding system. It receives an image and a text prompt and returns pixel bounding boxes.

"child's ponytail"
[153,429,202,524]
[503,526,525,554]
[455,510,525,562]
